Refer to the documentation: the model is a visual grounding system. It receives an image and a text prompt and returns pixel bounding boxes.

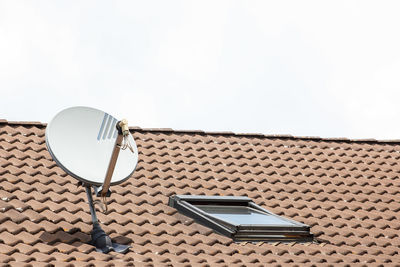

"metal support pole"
[85,186,98,224]
[84,184,130,253]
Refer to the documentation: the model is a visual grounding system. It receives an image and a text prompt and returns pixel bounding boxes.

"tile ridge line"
[0,119,47,126]
[1,119,400,144]
[130,126,400,144]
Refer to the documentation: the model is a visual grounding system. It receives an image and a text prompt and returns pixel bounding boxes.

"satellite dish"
[46,106,139,253]
[46,106,138,186]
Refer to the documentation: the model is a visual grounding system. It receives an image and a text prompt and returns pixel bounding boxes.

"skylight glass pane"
[196,205,296,226]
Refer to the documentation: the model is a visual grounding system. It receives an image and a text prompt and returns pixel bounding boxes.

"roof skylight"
[168,195,313,242]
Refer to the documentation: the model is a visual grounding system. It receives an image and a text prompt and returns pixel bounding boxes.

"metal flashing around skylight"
[168,195,313,242]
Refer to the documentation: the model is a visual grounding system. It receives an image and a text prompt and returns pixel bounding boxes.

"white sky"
[1,1,400,139]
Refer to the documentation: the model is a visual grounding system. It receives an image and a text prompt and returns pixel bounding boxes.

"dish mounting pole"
[85,185,130,253]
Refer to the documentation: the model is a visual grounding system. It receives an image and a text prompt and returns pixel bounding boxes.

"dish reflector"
[46,106,138,186]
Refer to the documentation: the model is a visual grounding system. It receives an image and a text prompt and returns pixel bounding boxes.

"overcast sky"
[1,1,400,139]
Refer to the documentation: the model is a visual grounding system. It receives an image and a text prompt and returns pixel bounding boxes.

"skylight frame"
[168,195,313,242]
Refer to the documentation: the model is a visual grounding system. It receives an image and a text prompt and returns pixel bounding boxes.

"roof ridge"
[2,119,400,144]
[131,126,400,144]
[0,119,47,126]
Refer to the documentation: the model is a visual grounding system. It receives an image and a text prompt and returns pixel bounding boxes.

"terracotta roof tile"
[1,121,400,265]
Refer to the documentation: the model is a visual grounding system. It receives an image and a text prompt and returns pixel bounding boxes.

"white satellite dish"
[46,106,138,186]
[46,106,138,253]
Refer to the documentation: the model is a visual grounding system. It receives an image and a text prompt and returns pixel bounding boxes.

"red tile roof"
[1,120,400,266]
